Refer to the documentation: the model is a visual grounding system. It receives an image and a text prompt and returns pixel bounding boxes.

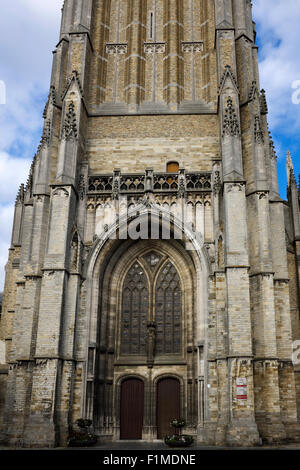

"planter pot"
[164,434,194,448]
[68,434,98,447]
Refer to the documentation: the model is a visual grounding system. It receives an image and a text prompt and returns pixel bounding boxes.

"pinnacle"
[15,183,25,205]
[286,150,296,186]
[260,89,268,114]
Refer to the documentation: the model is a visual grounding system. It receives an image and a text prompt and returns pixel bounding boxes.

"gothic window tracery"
[121,262,148,355]
[143,251,162,270]
[155,262,181,354]
[120,254,182,357]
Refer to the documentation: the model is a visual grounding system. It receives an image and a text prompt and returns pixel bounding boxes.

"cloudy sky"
[0,0,300,290]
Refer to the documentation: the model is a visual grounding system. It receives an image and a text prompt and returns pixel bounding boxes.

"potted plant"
[170,418,186,429]
[164,419,194,448]
[67,419,98,447]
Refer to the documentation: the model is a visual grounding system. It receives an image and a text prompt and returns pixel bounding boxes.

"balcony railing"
[88,170,212,196]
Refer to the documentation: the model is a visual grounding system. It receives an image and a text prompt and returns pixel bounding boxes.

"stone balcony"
[87,169,212,197]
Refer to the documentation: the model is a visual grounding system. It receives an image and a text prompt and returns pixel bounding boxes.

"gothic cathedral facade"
[1,0,300,448]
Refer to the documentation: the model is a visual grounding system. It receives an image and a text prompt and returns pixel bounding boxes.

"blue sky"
[0,0,299,290]
[252,0,300,196]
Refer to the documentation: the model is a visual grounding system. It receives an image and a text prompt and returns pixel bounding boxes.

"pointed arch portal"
[85,234,209,441]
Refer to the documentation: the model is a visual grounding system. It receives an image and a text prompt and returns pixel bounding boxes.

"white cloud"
[252,0,300,132]
[0,204,15,290]
[0,1,62,291]
[0,152,31,204]
[0,153,31,289]
[0,1,63,154]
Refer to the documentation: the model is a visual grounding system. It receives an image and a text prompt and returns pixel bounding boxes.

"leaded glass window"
[120,256,182,357]
[143,251,162,270]
[121,262,148,355]
[155,262,181,354]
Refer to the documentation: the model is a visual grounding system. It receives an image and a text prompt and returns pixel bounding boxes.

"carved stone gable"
[61,70,83,100]
[218,65,239,95]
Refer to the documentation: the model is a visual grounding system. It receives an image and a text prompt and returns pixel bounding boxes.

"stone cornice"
[235,33,254,44]
[249,271,275,278]
[68,31,94,53]
[55,36,69,49]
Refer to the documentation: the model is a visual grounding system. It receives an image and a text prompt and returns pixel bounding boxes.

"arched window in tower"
[121,262,148,355]
[155,261,181,354]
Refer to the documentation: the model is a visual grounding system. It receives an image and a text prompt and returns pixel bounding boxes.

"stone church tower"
[0,0,300,448]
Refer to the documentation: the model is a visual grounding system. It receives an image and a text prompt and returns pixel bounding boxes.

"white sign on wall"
[0,340,5,364]
[236,378,247,400]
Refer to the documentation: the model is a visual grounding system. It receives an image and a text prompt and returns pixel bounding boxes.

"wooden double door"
[120,377,180,440]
